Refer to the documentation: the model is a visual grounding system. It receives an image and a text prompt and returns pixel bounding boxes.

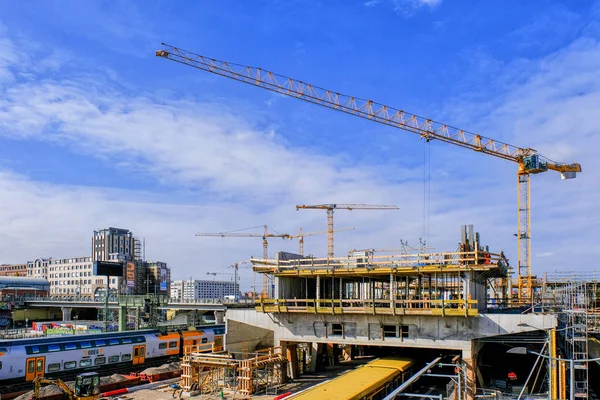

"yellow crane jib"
[158,43,581,303]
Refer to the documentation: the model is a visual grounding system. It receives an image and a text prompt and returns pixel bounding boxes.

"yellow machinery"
[156,44,582,303]
[33,372,101,400]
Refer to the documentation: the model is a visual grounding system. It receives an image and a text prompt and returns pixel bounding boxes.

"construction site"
[149,44,595,400]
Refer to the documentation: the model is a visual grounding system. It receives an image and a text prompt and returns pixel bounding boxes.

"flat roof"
[289,357,413,400]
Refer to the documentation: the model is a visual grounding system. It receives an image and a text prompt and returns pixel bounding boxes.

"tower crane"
[289,226,355,256]
[296,204,398,258]
[157,44,582,302]
[196,225,289,297]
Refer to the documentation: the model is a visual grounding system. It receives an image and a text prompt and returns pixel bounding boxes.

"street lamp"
[507,347,600,400]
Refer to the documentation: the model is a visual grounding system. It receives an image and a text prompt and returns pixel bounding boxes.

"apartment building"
[170,279,239,300]
[0,263,27,277]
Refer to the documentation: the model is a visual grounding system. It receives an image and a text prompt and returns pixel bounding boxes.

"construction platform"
[223,225,583,399]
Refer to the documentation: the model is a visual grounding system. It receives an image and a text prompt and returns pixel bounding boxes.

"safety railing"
[255,298,479,316]
[252,249,507,273]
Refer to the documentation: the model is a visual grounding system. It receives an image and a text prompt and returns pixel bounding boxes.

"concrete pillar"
[342,346,352,361]
[118,306,127,331]
[214,310,225,325]
[309,342,319,372]
[285,343,299,380]
[327,343,335,366]
[316,276,320,308]
[462,341,482,400]
[61,307,72,321]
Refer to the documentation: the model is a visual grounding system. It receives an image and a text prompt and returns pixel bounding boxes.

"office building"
[170,279,239,300]
[46,256,120,296]
[92,227,136,262]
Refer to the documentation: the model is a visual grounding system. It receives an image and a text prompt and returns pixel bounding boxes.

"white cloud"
[1,24,599,287]
[392,0,442,17]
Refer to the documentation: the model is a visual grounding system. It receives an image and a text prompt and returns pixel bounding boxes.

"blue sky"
[1,1,598,288]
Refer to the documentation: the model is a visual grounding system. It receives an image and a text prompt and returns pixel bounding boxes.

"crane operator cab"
[75,372,101,398]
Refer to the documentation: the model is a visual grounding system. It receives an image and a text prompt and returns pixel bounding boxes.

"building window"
[401,325,409,338]
[383,325,398,338]
[331,323,344,337]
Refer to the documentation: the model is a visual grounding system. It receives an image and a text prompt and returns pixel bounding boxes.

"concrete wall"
[226,318,274,354]
[225,309,557,355]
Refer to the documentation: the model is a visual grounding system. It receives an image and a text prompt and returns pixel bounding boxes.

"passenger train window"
[201,338,208,344]
[48,344,61,352]
[136,337,144,342]
[31,346,40,354]
[168,341,178,348]
[80,342,92,349]
[95,340,106,347]
[122,338,132,344]
[65,343,77,351]
[37,360,43,372]
[121,354,132,362]
[95,357,106,365]
[109,355,119,363]
[159,343,167,349]
[0,361,2,370]
[48,363,60,372]
[108,339,119,346]
[80,359,92,367]
[64,361,76,370]
[27,360,34,373]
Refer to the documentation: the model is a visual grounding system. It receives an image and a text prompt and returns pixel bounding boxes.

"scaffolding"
[253,225,509,317]
[542,272,600,399]
[181,346,287,396]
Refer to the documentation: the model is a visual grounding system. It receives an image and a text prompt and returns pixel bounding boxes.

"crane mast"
[296,204,398,258]
[289,226,355,255]
[160,44,582,302]
[196,225,288,298]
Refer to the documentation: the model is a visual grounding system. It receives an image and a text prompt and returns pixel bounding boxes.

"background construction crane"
[296,204,398,258]
[196,225,289,297]
[288,226,355,256]
[157,44,581,302]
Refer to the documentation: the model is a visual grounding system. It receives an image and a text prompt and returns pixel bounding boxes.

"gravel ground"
[118,358,373,400]
[14,374,129,400]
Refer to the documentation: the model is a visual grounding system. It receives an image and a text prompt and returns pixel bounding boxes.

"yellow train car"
[289,357,413,400]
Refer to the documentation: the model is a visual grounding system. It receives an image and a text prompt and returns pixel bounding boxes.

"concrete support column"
[309,342,319,372]
[342,345,352,361]
[284,342,299,380]
[316,276,320,308]
[390,273,395,313]
[61,307,72,321]
[214,310,225,325]
[462,341,481,400]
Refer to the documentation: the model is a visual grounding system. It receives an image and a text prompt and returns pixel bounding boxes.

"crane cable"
[423,140,431,248]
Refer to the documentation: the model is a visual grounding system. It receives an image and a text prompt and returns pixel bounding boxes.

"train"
[289,357,414,400]
[0,325,224,390]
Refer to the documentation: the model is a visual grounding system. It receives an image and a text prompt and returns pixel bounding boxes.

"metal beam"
[383,357,442,400]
